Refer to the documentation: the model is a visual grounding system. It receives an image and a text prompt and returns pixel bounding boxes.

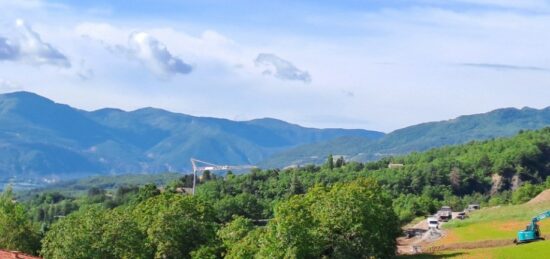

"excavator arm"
[533,210,550,223]
[517,210,550,244]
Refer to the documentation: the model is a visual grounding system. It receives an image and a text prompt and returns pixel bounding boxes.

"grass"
[400,200,550,258]
[439,200,550,243]
[446,201,550,229]
[404,241,550,258]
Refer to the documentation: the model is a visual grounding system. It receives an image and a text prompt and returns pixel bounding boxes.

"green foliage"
[133,193,217,259]
[263,107,550,167]
[41,206,148,259]
[325,154,334,170]
[213,193,265,222]
[0,187,41,255]
[288,172,305,196]
[511,183,544,204]
[217,216,255,258]
[9,128,550,258]
[41,185,219,259]
[134,183,161,204]
[26,192,79,226]
[226,179,401,258]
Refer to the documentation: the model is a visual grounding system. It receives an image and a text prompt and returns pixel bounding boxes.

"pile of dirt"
[528,189,550,204]
[426,239,514,253]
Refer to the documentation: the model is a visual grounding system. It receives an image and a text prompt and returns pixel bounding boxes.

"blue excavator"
[515,210,550,244]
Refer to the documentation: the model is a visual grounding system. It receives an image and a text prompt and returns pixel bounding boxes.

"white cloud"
[0,78,21,92]
[2,3,550,131]
[127,32,192,77]
[0,19,70,67]
[75,23,193,78]
[0,37,19,60]
[254,53,311,83]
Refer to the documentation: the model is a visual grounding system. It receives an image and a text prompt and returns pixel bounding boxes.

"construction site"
[398,189,550,258]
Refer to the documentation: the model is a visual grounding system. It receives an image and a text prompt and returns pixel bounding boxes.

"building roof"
[0,250,42,259]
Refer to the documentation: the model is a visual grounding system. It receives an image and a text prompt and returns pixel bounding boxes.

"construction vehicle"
[427,217,439,229]
[437,206,452,221]
[455,211,468,220]
[515,210,550,244]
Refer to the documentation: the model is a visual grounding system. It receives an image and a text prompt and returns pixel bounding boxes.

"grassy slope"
[441,200,550,243]
[403,198,550,258]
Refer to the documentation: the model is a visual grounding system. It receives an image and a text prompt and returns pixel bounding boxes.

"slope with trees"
[1,128,549,258]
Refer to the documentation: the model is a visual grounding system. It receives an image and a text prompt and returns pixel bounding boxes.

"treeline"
[0,127,549,258]
[196,127,550,222]
[1,179,399,258]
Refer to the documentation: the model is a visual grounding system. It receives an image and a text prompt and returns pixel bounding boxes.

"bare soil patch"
[527,189,550,205]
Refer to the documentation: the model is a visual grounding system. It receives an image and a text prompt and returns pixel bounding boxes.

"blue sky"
[0,0,549,131]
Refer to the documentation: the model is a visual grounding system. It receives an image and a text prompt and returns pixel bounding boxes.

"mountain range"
[0,91,382,180]
[0,91,549,181]
[261,106,550,167]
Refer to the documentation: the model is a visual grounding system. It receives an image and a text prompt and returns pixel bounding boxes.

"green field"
[403,199,550,258]
[442,200,550,243]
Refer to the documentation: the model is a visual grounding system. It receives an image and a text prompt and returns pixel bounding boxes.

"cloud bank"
[459,63,548,72]
[254,53,311,83]
[0,20,70,67]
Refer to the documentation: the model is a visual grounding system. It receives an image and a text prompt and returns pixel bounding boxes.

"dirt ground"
[527,189,550,204]
[397,218,447,255]
[397,212,514,255]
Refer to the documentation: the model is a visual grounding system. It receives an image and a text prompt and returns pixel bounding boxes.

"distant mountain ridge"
[260,106,550,167]
[0,91,384,180]
[1,91,549,180]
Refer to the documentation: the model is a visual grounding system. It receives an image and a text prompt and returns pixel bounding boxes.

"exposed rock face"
[511,174,522,191]
[490,173,503,196]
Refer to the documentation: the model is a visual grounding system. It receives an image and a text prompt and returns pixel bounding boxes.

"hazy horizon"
[1,0,549,132]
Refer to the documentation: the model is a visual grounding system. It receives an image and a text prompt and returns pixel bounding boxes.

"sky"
[0,0,549,132]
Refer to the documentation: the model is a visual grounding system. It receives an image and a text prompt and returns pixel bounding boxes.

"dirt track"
[425,234,550,253]
[397,219,446,254]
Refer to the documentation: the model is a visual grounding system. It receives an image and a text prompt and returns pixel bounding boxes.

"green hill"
[261,107,550,168]
[0,91,383,180]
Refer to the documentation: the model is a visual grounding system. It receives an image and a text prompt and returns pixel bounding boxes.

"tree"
[133,193,217,259]
[309,179,400,258]
[218,216,255,258]
[335,156,345,168]
[134,183,160,203]
[325,154,334,170]
[203,170,213,182]
[250,179,400,258]
[41,206,149,259]
[449,167,461,193]
[0,187,41,255]
[213,193,264,222]
[288,172,305,195]
[511,183,543,204]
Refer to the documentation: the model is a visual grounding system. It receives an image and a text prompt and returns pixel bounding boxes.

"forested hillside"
[1,128,549,258]
[262,107,550,167]
[0,91,382,179]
